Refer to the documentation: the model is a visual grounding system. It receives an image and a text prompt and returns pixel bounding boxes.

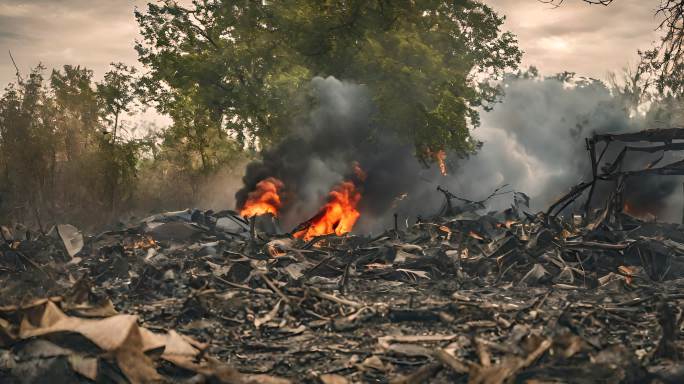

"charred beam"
[624,142,684,153]
[583,138,598,217]
[602,158,684,178]
[594,128,684,143]
[546,181,594,221]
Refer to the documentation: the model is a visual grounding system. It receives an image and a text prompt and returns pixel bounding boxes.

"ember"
[126,235,157,250]
[623,202,657,221]
[240,177,284,218]
[293,181,362,240]
[467,230,485,241]
[497,220,519,229]
[352,161,367,181]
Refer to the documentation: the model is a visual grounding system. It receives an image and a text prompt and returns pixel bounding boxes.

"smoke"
[195,164,247,211]
[237,73,684,233]
[236,76,444,232]
[447,72,682,222]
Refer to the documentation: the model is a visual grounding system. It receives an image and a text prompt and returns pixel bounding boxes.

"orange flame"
[126,235,157,250]
[623,202,656,221]
[426,147,448,176]
[436,150,447,176]
[293,181,361,241]
[240,177,284,218]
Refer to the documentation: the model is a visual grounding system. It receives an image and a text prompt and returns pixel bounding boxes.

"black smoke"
[235,76,444,232]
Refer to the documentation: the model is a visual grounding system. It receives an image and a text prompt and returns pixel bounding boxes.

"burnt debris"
[4,129,684,383]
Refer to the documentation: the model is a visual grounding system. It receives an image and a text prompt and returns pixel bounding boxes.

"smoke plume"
[449,72,682,221]
[237,73,684,233]
[236,76,444,232]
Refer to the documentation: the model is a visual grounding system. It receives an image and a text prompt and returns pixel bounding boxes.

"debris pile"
[3,163,684,381]
[1,199,683,383]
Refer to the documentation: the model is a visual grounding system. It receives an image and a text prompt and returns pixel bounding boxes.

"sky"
[0,1,146,86]
[0,0,663,113]
[486,0,661,79]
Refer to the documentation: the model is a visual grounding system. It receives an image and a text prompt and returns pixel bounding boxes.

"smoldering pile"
[4,73,684,383]
[235,76,448,236]
[236,73,684,245]
[3,180,684,382]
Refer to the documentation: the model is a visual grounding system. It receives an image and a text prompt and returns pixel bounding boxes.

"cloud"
[0,0,145,88]
[484,0,660,78]
[0,0,664,89]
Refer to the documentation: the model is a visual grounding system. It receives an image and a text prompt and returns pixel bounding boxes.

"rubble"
[0,211,679,382]
[3,148,684,382]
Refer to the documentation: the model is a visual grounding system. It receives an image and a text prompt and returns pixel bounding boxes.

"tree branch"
[8,50,23,83]
[538,0,614,6]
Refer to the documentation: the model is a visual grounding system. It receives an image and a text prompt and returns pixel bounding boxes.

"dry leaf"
[319,374,350,384]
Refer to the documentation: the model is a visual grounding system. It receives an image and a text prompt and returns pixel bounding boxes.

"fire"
[126,235,157,250]
[293,181,362,241]
[623,201,657,221]
[424,148,448,176]
[240,177,284,218]
[436,150,447,176]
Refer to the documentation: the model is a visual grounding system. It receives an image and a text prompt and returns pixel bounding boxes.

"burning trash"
[9,0,684,381]
[5,134,684,383]
[293,180,362,240]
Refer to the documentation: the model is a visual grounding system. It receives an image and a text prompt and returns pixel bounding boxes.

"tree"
[0,66,57,226]
[135,0,521,160]
[96,63,138,141]
[638,1,684,97]
[50,65,101,161]
[0,64,147,227]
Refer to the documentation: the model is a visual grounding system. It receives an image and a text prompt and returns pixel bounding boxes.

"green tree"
[96,63,139,142]
[0,67,57,227]
[637,0,684,97]
[135,0,521,160]
[50,65,100,161]
[0,64,146,227]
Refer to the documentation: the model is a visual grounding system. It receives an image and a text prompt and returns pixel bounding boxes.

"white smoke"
[442,71,682,222]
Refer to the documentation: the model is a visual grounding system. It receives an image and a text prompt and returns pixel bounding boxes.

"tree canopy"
[135,0,521,159]
[0,64,145,227]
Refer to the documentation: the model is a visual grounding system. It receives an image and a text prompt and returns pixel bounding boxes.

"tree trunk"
[113,107,120,142]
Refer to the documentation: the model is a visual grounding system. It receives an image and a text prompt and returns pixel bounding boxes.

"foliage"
[0,67,57,227]
[135,0,521,159]
[97,63,139,140]
[2,1,523,227]
[0,64,147,227]
[636,0,684,98]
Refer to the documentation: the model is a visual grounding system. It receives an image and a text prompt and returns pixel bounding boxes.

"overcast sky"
[0,0,663,94]
[486,0,661,78]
